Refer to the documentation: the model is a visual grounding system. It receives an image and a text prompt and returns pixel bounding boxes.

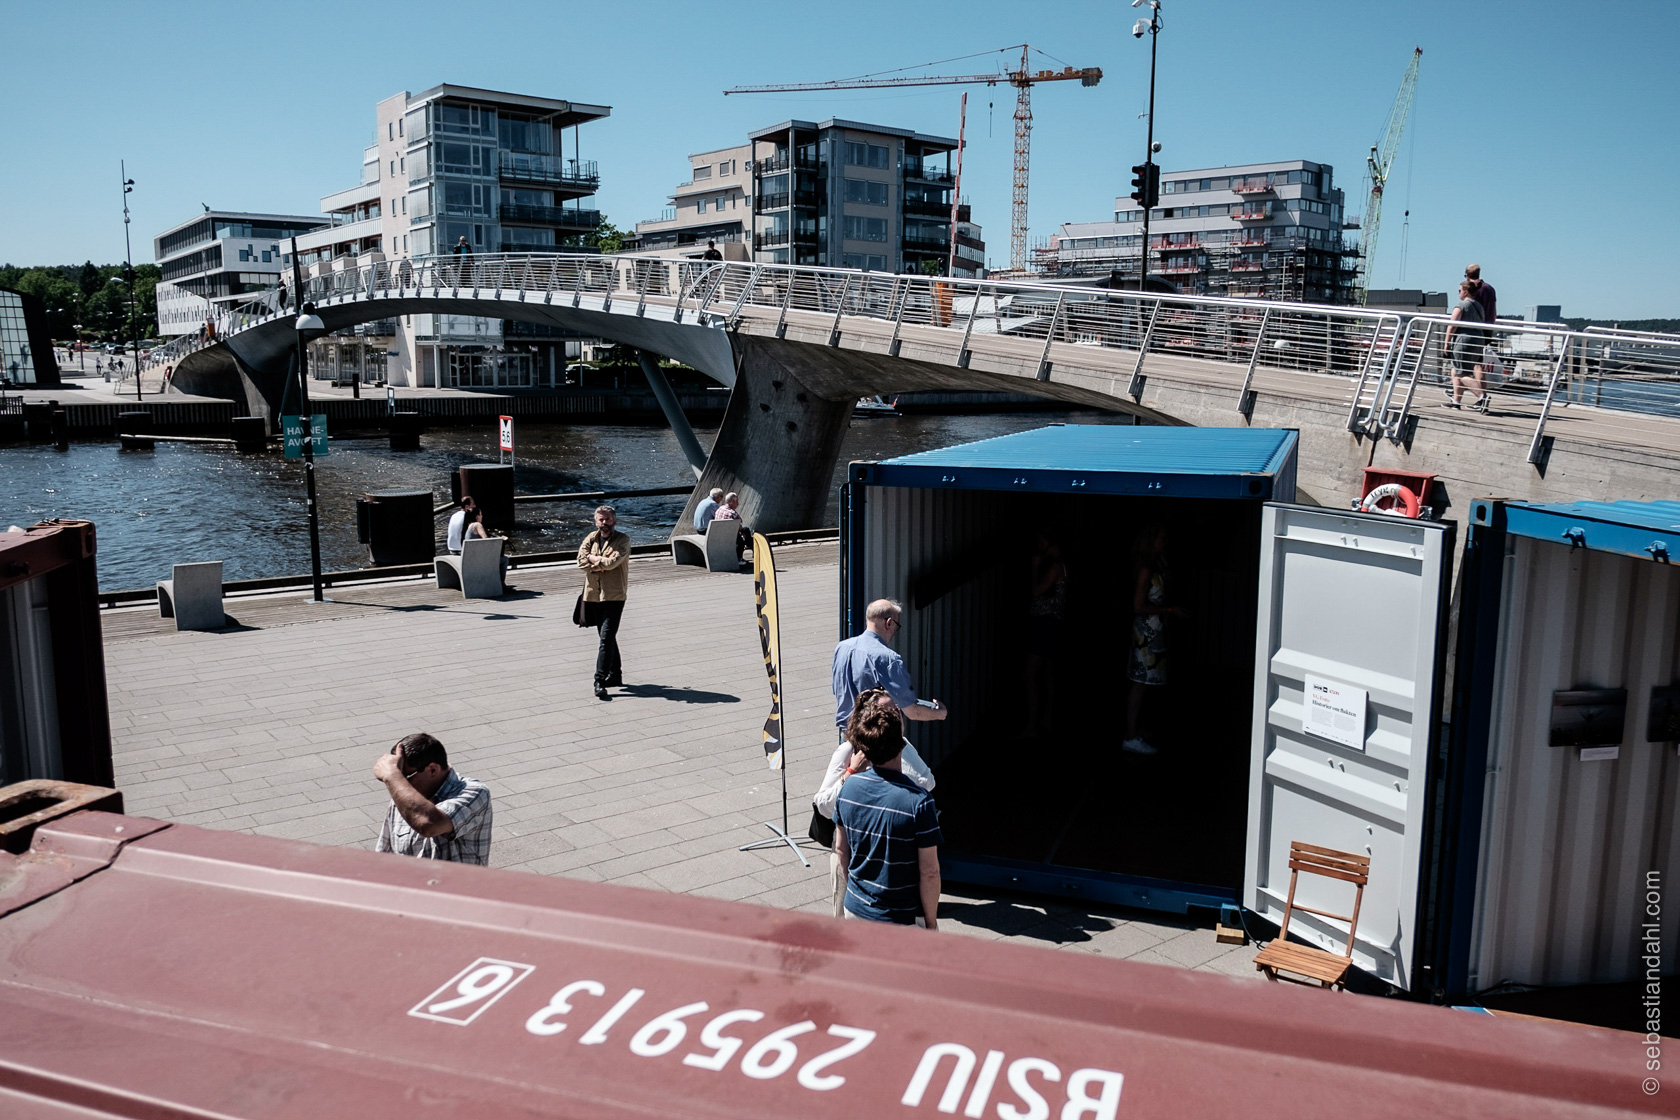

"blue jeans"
[593,600,625,684]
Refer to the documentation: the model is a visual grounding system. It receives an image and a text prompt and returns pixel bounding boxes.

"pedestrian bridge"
[165,252,1680,533]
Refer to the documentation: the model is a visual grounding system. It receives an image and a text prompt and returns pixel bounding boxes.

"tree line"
[0,262,160,341]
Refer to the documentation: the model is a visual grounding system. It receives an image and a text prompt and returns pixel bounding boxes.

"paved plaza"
[101,544,1257,980]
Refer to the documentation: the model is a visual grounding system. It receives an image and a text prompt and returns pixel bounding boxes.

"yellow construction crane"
[724,46,1102,273]
[1357,47,1422,306]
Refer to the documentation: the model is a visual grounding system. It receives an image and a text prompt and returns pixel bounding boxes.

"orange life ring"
[1360,483,1420,518]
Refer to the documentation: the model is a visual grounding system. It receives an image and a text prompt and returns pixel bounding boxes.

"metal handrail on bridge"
[203,252,1680,468]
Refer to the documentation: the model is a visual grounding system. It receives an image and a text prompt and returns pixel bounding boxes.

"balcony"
[1232,208,1271,221]
[906,166,955,184]
[756,192,789,213]
[1159,264,1203,275]
[756,230,790,249]
[1231,178,1273,195]
[1229,263,1265,273]
[753,154,823,175]
[903,197,952,219]
[1229,236,1268,248]
[498,153,600,191]
[902,233,948,251]
[500,204,600,228]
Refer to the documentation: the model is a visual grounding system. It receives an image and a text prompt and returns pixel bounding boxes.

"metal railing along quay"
[200,252,1680,469]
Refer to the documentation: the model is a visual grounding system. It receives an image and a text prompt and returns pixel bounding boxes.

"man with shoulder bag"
[576,505,630,701]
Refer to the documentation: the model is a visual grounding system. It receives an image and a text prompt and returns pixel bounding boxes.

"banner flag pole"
[739,533,820,866]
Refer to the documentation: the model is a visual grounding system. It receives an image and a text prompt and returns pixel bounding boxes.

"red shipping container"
[0,806,1657,1119]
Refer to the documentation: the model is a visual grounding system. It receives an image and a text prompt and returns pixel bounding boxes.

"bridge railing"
[220,252,1680,461]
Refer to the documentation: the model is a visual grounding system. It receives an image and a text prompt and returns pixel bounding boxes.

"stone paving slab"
[102,544,1258,982]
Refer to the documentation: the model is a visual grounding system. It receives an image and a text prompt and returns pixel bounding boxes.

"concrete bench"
[435,537,505,599]
[157,562,225,631]
[671,519,744,572]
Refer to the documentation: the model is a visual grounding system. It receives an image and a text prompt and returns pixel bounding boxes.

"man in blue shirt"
[830,599,949,732]
[834,696,942,927]
[692,488,724,533]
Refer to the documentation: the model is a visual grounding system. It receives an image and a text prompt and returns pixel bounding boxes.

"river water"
[2,412,1131,591]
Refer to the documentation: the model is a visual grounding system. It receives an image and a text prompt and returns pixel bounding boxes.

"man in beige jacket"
[577,505,631,700]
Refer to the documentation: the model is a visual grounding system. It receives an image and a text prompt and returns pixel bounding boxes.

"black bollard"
[388,411,422,452]
[22,402,51,442]
[231,416,268,453]
[456,463,515,535]
[50,408,68,451]
[355,489,434,566]
[115,410,153,451]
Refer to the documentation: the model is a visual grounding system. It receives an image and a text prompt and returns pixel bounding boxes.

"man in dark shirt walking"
[1466,262,1496,323]
[834,694,942,928]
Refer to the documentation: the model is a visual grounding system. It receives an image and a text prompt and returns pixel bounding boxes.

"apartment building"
[632,120,986,277]
[152,210,322,337]
[287,84,610,388]
[1040,159,1355,304]
[631,144,753,260]
[751,119,968,275]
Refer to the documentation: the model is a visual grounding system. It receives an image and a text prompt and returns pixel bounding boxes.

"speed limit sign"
[498,415,514,452]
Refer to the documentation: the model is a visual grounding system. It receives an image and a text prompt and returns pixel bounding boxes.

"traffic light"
[1130,162,1160,210]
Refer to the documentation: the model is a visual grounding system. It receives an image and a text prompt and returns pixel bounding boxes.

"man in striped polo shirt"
[834,696,942,929]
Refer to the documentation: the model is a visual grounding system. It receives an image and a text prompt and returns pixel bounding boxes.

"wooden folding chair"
[1253,841,1370,991]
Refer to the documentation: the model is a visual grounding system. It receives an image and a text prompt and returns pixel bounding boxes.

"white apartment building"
[1040,159,1354,304]
[631,144,753,260]
[152,210,322,337]
[287,84,611,388]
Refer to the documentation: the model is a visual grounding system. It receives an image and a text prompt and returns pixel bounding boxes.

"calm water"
[2,412,1131,591]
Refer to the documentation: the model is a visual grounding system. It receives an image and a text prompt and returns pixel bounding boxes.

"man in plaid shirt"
[372,733,493,866]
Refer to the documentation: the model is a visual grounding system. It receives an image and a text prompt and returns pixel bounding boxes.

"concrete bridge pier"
[677,334,855,537]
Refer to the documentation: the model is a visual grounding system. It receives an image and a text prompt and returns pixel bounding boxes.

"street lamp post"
[121,163,141,400]
[293,237,328,603]
[1132,1,1162,292]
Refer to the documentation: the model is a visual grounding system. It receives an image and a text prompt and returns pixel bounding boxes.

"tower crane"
[1356,46,1422,306]
[725,46,1102,273]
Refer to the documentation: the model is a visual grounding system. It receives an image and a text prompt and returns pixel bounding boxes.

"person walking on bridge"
[452,235,474,288]
[1445,279,1491,413]
[578,504,630,701]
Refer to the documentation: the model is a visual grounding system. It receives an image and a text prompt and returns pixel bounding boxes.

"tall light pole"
[121,163,141,400]
[1132,0,1162,292]
[292,238,328,602]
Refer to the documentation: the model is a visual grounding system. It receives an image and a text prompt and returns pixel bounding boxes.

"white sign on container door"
[1303,674,1368,750]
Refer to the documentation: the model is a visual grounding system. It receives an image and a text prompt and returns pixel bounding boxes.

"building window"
[238,248,250,261]
[261,250,271,262]
[697,198,707,214]
[693,165,712,180]
[842,216,888,241]
[403,235,408,252]
[398,118,403,137]
[843,142,889,169]
[391,160,396,176]
[842,253,887,270]
[401,197,407,214]
[843,179,889,205]
[389,122,394,140]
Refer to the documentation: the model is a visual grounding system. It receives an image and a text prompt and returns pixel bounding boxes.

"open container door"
[1244,504,1453,990]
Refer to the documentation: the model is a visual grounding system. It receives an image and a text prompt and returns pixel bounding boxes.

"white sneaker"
[1121,737,1158,756]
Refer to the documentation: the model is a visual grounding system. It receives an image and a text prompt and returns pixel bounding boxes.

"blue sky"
[2,0,1675,318]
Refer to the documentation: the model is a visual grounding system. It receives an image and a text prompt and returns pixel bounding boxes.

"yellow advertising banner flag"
[751,532,783,770]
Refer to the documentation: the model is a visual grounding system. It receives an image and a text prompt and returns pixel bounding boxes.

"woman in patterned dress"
[1124,524,1181,756]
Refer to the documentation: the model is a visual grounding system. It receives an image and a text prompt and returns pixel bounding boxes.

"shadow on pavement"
[618,683,740,705]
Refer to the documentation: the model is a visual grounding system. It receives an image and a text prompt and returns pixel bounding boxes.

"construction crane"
[1356,46,1422,306]
[724,46,1102,273]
